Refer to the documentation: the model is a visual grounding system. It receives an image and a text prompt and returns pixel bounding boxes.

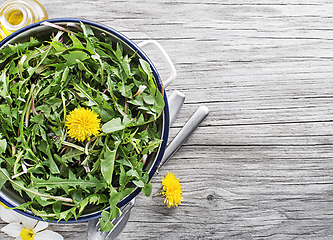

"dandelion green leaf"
[101,145,118,185]
[0,70,10,100]
[69,33,85,49]
[63,51,89,66]
[101,117,125,133]
[0,166,8,189]
[0,139,7,154]
[80,21,94,38]
[142,182,152,197]
[100,211,114,232]
[133,179,145,188]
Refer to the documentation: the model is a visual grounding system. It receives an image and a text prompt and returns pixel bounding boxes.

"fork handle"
[158,105,209,169]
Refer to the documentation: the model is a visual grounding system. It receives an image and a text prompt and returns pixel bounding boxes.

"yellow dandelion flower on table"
[65,108,101,142]
[162,172,183,208]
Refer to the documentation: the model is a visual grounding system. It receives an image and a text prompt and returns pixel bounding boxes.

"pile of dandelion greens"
[0,22,165,231]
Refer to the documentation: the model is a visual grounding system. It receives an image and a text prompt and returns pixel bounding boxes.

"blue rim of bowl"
[0,18,170,223]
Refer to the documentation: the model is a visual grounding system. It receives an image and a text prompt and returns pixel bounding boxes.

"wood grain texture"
[1,0,333,239]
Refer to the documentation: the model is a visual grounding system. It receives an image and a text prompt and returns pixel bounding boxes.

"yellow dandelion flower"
[162,172,183,208]
[65,108,101,142]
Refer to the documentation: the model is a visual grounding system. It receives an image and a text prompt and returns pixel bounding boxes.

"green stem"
[91,136,108,174]
[72,81,99,106]
[25,94,33,128]
[0,156,14,169]
[0,114,15,145]
[19,84,35,147]
[62,140,85,152]
[61,91,67,122]
[13,150,25,175]
[0,168,74,203]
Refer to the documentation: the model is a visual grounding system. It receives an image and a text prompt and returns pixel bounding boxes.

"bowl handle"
[137,40,176,88]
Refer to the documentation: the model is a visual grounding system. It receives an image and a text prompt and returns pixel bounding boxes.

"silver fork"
[87,198,136,240]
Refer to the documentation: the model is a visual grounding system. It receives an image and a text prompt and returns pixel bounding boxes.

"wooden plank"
[1,0,333,239]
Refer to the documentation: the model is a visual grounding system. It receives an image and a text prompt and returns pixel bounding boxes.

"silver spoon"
[87,102,209,240]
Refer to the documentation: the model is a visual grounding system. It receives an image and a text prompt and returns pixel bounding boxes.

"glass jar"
[0,0,48,40]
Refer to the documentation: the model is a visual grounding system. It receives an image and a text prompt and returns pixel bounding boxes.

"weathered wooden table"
[1,0,333,239]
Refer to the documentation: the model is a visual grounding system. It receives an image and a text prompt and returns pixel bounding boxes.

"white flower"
[134,85,147,98]
[0,204,63,240]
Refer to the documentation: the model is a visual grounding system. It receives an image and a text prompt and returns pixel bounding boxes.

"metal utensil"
[87,198,135,240]
[87,90,187,240]
[168,90,186,125]
[158,105,210,169]
[87,104,209,240]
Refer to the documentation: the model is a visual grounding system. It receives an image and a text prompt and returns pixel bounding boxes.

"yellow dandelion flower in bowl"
[162,172,183,208]
[65,108,101,142]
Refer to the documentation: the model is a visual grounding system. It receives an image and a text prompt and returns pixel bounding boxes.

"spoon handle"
[168,90,186,125]
[159,105,209,169]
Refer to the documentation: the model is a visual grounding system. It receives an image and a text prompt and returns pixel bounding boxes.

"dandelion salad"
[0,22,165,231]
